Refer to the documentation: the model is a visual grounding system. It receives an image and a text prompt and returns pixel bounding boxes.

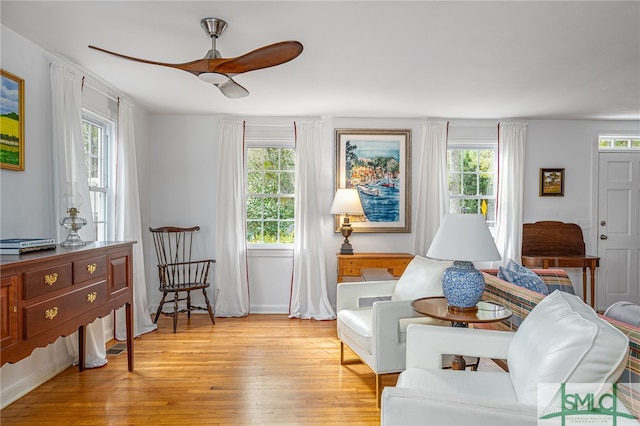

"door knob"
[600,220,606,226]
[600,234,608,240]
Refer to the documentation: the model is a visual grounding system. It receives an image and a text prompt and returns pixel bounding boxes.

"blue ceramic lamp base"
[441,260,485,312]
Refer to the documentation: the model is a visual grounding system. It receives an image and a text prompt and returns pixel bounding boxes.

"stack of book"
[0,238,57,255]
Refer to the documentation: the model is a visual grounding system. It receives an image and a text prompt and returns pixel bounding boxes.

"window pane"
[264,171,278,193]
[280,171,295,194]
[247,171,263,193]
[479,173,493,195]
[462,151,478,172]
[449,173,462,196]
[263,197,278,219]
[265,148,279,170]
[448,150,462,172]
[248,148,265,170]
[280,197,294,220]
[247,221,263,243]
[263,221,278,243]
[279,221,295,243]
[246,197,263,220]
[462,173,478,195]
[633,139,640,148]
[281,149,295,170]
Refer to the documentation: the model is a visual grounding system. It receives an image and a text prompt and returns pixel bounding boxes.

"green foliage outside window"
[448,148,496,227]
[246,147,295,244]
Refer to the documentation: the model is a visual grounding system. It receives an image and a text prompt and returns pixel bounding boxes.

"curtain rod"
[83,80,119,104]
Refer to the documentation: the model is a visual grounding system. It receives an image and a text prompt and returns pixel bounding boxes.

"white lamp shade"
[330,188,365,215]
[427,214,501,262]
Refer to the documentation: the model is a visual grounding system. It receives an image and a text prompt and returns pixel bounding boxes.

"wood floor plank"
[1,314,386,425]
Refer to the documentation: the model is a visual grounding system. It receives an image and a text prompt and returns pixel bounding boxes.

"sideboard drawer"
[24,280,108,339]
[73,255,107,284]
[24,264,73,300]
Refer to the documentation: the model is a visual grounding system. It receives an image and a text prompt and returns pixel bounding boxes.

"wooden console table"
[1,241,134,371]
[337,252,414,283]
[521,255,600,309]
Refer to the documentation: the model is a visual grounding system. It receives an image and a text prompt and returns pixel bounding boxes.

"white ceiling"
[2,1,639,120]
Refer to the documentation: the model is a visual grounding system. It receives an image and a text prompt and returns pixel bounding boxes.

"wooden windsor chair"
[149,226,215,332]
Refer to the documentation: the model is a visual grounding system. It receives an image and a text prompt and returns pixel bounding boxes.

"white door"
[597,151,640,310]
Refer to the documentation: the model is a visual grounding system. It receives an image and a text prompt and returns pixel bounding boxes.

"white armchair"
[381,291,630,426]
[336,256,452,406]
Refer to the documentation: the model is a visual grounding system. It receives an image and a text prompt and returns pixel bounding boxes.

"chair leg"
[376,374,383,409]
[340,341,345,365]
[154,292,168,324]
[186,290,192,319]
[202,288,215,325]
[172,292,179,333]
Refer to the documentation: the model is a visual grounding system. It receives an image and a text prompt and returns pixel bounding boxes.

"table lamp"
[330,188,365,255]
[427,213,501,312]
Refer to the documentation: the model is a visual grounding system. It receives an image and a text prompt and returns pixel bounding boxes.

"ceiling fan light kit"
[88,17,303,99]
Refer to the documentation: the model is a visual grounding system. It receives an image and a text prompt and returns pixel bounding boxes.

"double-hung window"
[447,141,497,228]
[245,125,296,245]
[82,111,115,241]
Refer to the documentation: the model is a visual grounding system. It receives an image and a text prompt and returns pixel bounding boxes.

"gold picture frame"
[1,69,25,171]
[540,168,564,196]
[335,128,411,233]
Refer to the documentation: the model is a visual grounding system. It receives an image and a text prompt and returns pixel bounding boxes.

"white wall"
[147,116,640,311]
[0,26,152,408]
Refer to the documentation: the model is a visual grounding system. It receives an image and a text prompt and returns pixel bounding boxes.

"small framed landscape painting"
[1,69,25,171]
[540,168,564,197]
[335,128,411,233]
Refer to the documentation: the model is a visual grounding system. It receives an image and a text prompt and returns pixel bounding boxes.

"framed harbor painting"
[0,69,25,171]
[335,128,411,233]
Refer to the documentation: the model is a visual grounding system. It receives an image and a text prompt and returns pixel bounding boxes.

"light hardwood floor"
[1,314,392,425]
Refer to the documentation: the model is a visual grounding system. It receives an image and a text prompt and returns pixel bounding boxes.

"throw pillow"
[391,255,452,301]
[499,260,549,295]
[508,290,629,405]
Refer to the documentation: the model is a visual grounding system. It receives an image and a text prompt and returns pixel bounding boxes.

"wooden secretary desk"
[0,241,135,371]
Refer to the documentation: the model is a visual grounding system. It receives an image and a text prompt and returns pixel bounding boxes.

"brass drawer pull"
[45,307,59,320]
[86,263,97,274]
[44,273,58,286]
[87,292,97,303]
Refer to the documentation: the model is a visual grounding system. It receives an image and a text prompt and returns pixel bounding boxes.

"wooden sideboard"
[336,252,414,283]
[0,241,134,371]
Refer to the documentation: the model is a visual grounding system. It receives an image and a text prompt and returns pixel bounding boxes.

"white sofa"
[381,290,630,425]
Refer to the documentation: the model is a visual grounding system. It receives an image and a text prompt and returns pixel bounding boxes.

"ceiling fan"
[89,17,303,99]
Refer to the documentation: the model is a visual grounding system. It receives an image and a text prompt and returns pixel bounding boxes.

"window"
[82,112,114,241]
[447,143,497,228]
[245,135,295,245]
[598,136,640,150]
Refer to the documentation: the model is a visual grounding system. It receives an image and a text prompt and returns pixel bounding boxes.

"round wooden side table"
[410,296,513,370]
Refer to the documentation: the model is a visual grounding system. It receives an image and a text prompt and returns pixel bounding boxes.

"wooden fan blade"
[88,45,228,75]
[214,41,303,74]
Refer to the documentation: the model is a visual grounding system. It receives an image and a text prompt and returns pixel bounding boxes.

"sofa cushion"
[498,260,549,295]
[391,255,452,301]
[508,290,629,405]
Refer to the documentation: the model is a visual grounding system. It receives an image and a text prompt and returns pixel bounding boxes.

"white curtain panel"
[50,61,105,368]
[214,119,250,316]
[114,99,157,340]
[289,121,335,320]
[493,122,528,266]
[412,120,449,256]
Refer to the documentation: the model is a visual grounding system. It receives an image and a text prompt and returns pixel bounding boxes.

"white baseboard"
[1,354,72,409]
